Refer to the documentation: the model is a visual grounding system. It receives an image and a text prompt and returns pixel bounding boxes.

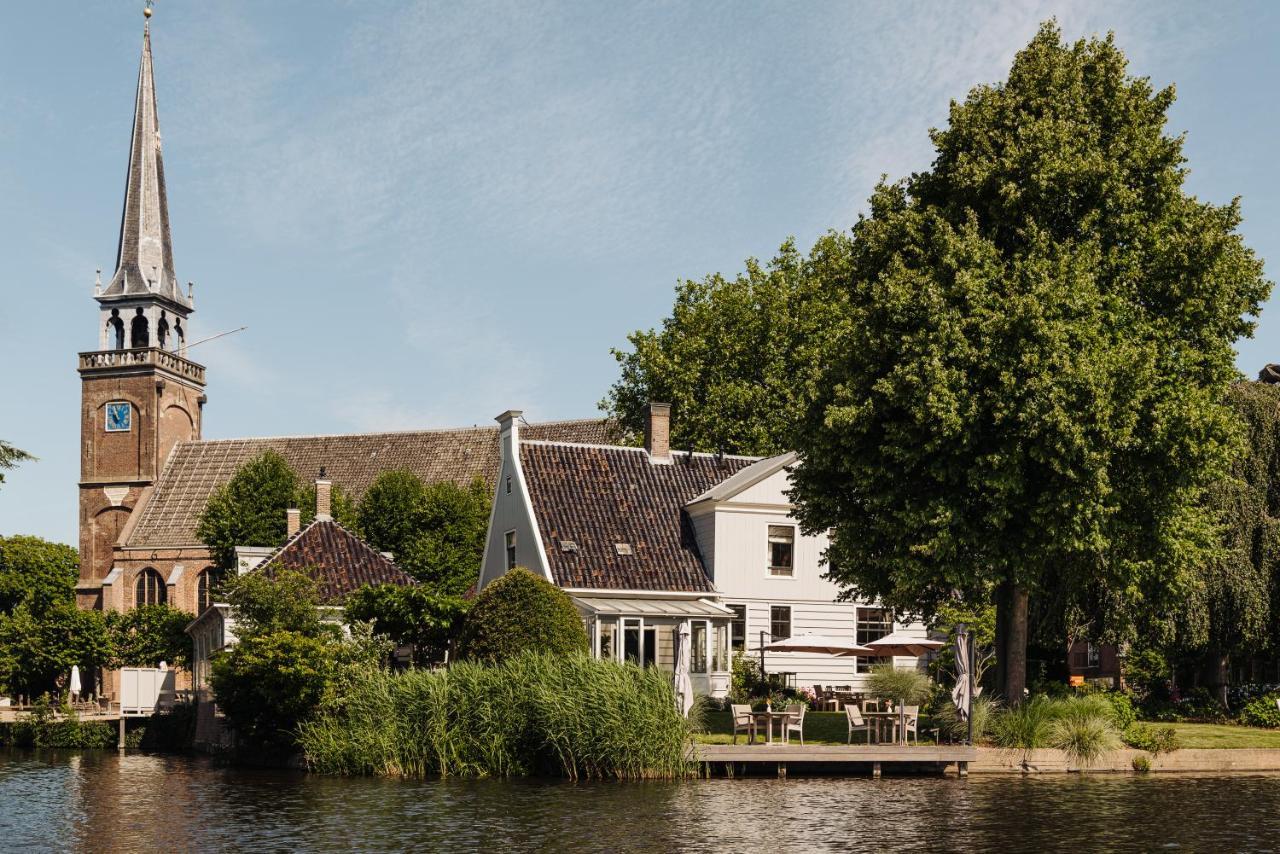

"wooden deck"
[694,743,977,777]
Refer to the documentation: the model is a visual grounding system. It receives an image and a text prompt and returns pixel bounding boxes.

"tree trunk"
[994,581,1030,706]
[994,581,1010,700]
[1005,585,1029,706]
[1201,650,1230,709]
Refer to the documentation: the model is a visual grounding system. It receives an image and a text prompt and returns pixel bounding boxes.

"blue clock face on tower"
[105,402,131,432]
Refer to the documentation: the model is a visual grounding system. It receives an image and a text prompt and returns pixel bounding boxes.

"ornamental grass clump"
[298,651,695,780]
[993,695,1123,768]
[865,664,933,706]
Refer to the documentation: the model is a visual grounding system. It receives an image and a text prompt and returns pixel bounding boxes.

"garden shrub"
[1239,694,1280,729]
[455,568,588,662]
[1123,722,1180,755]
[0,700,116,749]
[935,694,1000,743]
[1100,691,1137,730]
[1132,755,1152,773]
[993,695,1123,767]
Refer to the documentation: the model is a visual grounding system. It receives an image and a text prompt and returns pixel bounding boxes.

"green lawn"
[1163,722,1280,749]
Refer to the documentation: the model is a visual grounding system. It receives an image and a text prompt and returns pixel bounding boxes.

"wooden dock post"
[872,761,881,779]
[117,716,126,750]
[957,761,968,777]
[777,762,787,779]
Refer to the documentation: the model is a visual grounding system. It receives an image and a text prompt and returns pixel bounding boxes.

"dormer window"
[767,525,794,576]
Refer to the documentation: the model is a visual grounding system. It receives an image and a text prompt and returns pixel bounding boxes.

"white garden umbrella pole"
[674,621,694,717]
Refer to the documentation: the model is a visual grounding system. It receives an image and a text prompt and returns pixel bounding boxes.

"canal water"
[2,750,1278,852]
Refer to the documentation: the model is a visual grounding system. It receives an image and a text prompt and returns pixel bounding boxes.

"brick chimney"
[645,402,672,464]
[315,467,332,521]
[286,508,301,538]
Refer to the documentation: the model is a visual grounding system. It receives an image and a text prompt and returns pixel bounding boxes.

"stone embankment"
[970,747,1280,774]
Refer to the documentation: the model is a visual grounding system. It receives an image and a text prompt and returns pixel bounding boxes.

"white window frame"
[769,604,791,641]
[726,602,747,653]
[855,606,894,673]
[766,524,796,578]
[504,530,517,570]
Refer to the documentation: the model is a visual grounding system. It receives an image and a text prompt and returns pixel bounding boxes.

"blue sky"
[2,1,1276,545]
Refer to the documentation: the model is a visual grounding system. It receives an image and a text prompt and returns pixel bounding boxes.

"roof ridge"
[520,438,761,462]
[168,416,613,448]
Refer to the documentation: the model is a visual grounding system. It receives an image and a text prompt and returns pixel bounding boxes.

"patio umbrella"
[864,632,944,744]
[69,665,82,701]
[752,635,875,656]
[863,631,945,658]
[952,629,972,725]
[673,621,694,717]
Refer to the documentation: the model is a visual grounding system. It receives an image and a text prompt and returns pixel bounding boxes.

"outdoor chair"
[730,704,758,745]
[900,705,920,746]
[845,705,872,744]
[783,704,805,745]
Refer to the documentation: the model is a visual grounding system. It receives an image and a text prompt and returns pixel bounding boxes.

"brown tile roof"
[126,418,619,548]
[257,519,415,604]
[519,441,758,592]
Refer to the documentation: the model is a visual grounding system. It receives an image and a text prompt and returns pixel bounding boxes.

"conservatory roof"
[571,596,733,619]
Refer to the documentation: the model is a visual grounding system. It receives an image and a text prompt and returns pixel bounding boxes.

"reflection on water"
[2,750,1279,852]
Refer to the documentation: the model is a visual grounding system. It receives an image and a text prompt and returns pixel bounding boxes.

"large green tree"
[789,24,1270,704]
[197,451,353,568]
[344,583,468,665]
[0,440,33,488]
[0,536,79,615]
[455,568,588,662]
[108,604,195,669]
[1161,381,1280,704]
[356,471,489,595]
[602,237,852,456]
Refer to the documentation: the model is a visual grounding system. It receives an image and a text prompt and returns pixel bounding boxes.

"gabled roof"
[256,518,415,604]
[519,441,758,592]
[125,418,618,549]
[686,451,797,506]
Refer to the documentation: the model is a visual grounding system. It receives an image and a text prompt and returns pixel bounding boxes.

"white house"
[479,404,928,698]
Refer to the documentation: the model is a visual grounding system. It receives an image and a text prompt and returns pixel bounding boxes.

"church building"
[75,18,613,625]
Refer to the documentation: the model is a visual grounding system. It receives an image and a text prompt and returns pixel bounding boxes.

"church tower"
[77,12,206,608]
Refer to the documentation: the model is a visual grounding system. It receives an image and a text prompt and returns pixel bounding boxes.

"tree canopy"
[356,471,489,595]
[0,536,78,616]
[197,451,354,569]
[0,440,33,488]
[788,23,1271,702]
[602,237,851,457]
[455,568,588,662]
[344,583,468,665]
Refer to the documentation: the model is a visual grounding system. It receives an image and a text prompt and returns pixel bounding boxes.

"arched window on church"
[108,310,125,349]
[157,313,169,349]
[197,567,224,612]
[135,568,167,606]
[130,309,149,348]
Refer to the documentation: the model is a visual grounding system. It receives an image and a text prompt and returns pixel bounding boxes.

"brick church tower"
[77,15,206,609]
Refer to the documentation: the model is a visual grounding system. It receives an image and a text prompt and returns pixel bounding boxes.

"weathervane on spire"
[144,0,154,19]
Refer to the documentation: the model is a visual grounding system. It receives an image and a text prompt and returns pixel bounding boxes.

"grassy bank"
[1165,723,1280,749]
[299,652,696,780]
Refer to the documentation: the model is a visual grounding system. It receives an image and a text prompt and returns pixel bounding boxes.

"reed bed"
[298,652,696,780]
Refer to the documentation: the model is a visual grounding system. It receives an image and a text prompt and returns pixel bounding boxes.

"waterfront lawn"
[695,711,930,745]
[1165,723,1280,749]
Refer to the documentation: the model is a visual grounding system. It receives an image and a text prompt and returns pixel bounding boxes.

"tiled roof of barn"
[125,418,618,549]
[519,441,758,592]
[256,519,415,604]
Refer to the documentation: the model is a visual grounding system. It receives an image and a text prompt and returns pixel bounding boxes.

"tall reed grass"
[298,652,696,780]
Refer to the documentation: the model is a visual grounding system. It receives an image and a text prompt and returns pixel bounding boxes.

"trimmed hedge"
[455,568,588,662]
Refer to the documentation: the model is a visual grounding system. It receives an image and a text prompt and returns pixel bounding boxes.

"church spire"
[100,10,189,309]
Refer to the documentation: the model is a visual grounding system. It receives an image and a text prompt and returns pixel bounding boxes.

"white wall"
[697,464,928,689]
[478,413,550,589]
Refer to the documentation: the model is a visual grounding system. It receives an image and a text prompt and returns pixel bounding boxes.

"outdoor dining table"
[751,710,794,745]
[862,709,904,744]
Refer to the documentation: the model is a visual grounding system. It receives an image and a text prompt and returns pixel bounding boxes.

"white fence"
[120,668,176,716]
